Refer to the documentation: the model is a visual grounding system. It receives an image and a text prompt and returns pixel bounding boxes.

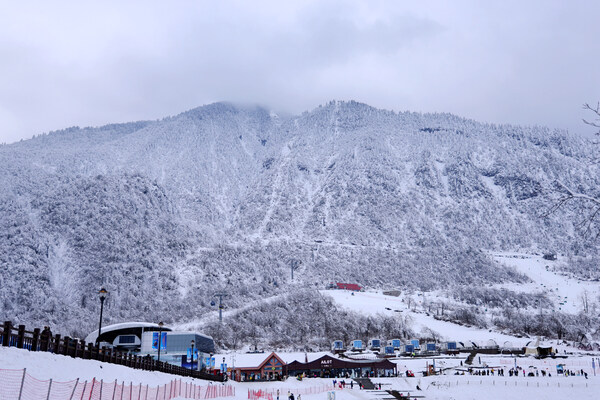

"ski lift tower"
[214,293,228,323]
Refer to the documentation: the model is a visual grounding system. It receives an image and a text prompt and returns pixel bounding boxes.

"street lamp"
[97,288,108,344]
[157,321,164,363]
[191,340,195,370]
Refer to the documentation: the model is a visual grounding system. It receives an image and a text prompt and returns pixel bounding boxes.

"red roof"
[336,283,362,291]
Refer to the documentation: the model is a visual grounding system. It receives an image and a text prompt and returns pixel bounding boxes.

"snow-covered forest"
[1,101,599,343]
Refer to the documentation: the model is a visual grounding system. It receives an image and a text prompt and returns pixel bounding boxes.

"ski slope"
[491,252,600,313]
[321,290,529,346]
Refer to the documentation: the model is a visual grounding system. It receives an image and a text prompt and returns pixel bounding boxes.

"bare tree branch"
[583,102,600,135]
[546,102,600,237]
[555,180,600,206]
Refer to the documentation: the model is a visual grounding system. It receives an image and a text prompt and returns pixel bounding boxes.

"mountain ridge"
[0,100,597,339]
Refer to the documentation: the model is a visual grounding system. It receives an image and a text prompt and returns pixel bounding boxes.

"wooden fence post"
[3,321,13,347]
[40,328,50,352]
[53,334,61,353]
[72,339,79,358]
[16,325,25,348]
[31,328,40,351]
[63,336,70,356]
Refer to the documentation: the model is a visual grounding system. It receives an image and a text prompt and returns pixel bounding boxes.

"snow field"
[321,290,529,345]
[2,347,600,400]
[491,252,600,314]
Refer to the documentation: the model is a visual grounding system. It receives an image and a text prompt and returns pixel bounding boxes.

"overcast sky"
[1,0,599,144]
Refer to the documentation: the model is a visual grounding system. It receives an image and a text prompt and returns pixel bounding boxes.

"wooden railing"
[0,321,226,382]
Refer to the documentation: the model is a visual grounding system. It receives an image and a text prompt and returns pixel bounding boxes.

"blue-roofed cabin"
[410,339,420,350]
[425,343,436,352]
[351,340,364,351]
[383,346,395,356]
[403,344,414,354]
[444,341,458,354]
[368,339,382,351]
[331,340,345,353]
[388,339,402,350]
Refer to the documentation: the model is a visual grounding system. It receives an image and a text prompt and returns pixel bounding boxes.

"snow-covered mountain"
[1,100,598,339]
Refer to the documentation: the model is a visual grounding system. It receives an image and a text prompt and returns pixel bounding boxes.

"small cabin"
[444,342,458,353]
[410,339,420,350]
[403,344,414,354]
[331,340,345,353]
[351,339,365,352]
[388,339,402,350]
[368,339,382,351]
[425,343,436,352]
[336,283,363,291]
[382,346,395,356]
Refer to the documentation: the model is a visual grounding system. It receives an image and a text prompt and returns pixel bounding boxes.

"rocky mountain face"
[1,101,597,338]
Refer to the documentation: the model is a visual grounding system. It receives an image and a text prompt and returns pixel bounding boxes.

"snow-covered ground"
[491,252,600,313]
[321,289,529,346]
[1,346,599,400]
[319,251,600,348]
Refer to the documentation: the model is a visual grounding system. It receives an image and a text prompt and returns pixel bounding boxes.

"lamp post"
[157,321,164,363]
[191,340,195,370]
[97,288,108,344]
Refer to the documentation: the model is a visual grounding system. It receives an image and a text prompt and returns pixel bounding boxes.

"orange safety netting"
[0,369,235,400]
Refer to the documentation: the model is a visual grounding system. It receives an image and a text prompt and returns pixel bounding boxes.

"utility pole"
[290,259,301,280]
[214,293,228,323]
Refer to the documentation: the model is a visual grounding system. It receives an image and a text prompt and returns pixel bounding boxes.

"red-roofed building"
[335,283,363,291]
[233,352,287,381]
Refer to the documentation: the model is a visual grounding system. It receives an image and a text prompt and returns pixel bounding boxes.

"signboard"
[152,332,167,350]
[205,356,215,368]
[187,348,199,362]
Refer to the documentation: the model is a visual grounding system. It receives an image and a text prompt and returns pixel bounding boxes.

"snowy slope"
[321,290,529,345]
[491,252,600,313]
[1,345,599,400]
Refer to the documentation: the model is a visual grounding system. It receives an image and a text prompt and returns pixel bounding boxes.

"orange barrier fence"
[248,385,339,400]
[0,368,235,400]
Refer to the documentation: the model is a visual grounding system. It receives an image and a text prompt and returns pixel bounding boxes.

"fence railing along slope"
[0,321,225,382]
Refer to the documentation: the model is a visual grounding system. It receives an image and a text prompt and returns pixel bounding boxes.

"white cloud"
[0,0,599,143]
